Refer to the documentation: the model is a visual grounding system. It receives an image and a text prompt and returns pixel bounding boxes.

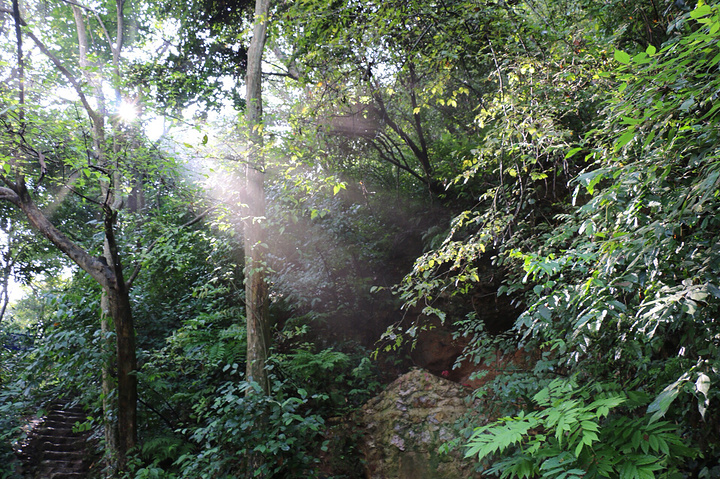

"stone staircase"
[16,402,99,479]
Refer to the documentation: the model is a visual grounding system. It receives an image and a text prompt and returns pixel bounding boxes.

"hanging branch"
[372,87,433,183]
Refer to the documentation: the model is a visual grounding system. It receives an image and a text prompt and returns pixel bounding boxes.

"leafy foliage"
[0,335,31,479]
[129,0,253,112]
[127,320,377,477]
[379,0,720,476]
[466,379,695,478]
[6,0,720,477]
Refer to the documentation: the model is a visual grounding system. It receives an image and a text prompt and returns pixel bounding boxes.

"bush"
[466,379,696,479]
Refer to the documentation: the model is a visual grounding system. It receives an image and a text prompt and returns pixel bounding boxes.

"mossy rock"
[358,368,481,479]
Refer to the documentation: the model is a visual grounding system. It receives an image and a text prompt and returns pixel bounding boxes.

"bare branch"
[23,29,102,125]
[57,0,96,13]
[271,46,300,80]
[0,187,20,204]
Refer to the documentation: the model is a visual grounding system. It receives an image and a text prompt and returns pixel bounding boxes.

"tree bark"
[106,279,137,460]
[100,294,119,469]
[244,0,272,395]
[73,5,135,470]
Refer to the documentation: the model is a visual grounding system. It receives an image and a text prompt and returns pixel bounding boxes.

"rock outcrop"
[359,368,481,479]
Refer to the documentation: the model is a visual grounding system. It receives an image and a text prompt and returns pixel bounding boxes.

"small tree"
[0,0,161,469]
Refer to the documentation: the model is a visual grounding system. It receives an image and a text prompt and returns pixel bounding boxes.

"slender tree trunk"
[107,283,137,462]
[244,0,272,394]
[100,293,119,473]
[73,4,136,468]
[243,7,272,475]
[103,205,137,468]
[0,240,13,323]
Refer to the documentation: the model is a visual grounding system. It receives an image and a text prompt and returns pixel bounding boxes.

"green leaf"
[707,284,720,298]
[565,147,582,159]
[576,168,609,195]
[614,128,636,151]
[695,373,711,419]
[574,440,584,458]
[690,4,713,18]
[614,49,631,64]
[579,220,595,237]
[679,97,695,112]
[648,374,689,422]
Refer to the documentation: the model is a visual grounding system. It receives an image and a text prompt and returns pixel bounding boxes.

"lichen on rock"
[359,368,481,479]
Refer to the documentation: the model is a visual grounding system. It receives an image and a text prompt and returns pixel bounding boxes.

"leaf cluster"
[467,379,695,479]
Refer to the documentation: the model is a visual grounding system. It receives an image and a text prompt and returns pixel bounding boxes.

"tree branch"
[372,90,433,182]
[0,187,20,204]
[22,28,102,126]
[125,206,216,289]
[271,46,300,80]
[14,184,112,289]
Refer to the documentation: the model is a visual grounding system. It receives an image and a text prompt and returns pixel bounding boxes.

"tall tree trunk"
[100,293,119,472]
[244,0,272,394]
[106,282,137,462]
[103,206,137,468]
[8,2,137,471]
[73,4,136,469]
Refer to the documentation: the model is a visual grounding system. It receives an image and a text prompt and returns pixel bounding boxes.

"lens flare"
[118,101,138,122]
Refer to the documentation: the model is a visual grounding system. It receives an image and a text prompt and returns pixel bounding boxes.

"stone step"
[39,440,87,452]
[36,430,79,440]
[34,466,87,478]
[40,459,87,470]
[37,430,85,440]
[48,473,86,479]
[17,401,98,479]
[44,417,88,427]
[42,450,87,460]
[46,410,86,417]
[43,415,87,427]
[47,408,85,415]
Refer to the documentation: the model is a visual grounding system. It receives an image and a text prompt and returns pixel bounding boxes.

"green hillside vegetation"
[1,0,720,477]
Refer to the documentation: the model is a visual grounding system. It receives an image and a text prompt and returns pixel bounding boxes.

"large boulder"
[359,368,481,479]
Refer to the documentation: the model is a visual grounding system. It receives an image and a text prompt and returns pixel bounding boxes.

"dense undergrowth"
[397,1,720,477]
[2,0,720,478]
